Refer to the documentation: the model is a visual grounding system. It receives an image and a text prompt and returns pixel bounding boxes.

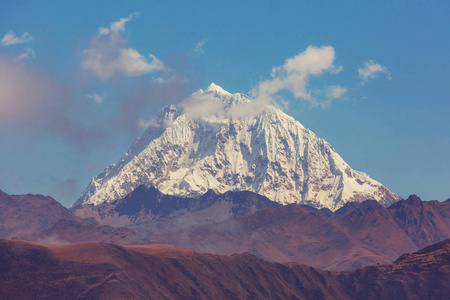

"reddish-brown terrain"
[0,190,135,244]
[387,194,450,248]
[1,189,449,271]
[152,196,450,270]
[0,238,448,299]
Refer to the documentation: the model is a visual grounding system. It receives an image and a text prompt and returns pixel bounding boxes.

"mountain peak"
[405,194,422,203]
[203,83,253,109]
[205,83,231,96]
[156,104,178,125]
[75,85,401,210]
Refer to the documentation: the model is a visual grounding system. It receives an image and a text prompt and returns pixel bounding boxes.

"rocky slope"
[71,185,281,232]
[0,238,448,299]
[75,83,400,211]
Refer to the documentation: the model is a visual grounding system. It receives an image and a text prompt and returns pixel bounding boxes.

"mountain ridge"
[0,188,448,270]
[0,191,136,244]
[0,237,448,299]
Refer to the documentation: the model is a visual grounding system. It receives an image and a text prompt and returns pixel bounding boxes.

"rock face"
[71,185,281,234]
[74,83,400,211]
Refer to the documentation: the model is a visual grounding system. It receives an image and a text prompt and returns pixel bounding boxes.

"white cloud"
[326,85,347,99]
[17,47,35,60]
[98,12,139,36]
[116,50,164,76]
[179,91,226,120]
[87,93,103,104]
[82,13,166,79]
[193,40,205,55]
[179,85,280,121]
[310,85,348,108]
[98,27,110,36]
[252,46,342,105]
[1,30,33,46]
[358,60,391,83]
[138,118,156,129]
[180,46,345,120]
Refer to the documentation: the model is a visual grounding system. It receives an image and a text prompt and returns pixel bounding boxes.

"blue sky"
[0,0,449,206]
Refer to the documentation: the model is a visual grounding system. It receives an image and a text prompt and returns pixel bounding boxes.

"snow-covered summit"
[205,82,232,96]
[74,84,401,211]
[201,83,252,107]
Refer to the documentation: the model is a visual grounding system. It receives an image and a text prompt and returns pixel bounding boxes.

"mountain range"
[75,186,450,270]
[2,188,448,271]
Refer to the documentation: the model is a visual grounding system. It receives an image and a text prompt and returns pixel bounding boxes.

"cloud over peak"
[82,13,166,79]
[1,30,34,46]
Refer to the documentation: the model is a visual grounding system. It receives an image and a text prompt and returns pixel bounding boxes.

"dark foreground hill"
[0,238,448,299]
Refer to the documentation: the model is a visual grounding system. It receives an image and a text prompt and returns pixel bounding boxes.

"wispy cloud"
[326,85,347,99]
[82,13,166,79]
[98,12,139,36]
[358,60,391,84]
[87,93,103,104]
[251,45,343,107]
[179,89,226,119]
[117,76,188,132]
[17,47,35,60]
[0,54,104,145]
[193,40,205,55]
[137,119,154,129]
[1,30,33,46]
[0,56,49,125]
[310,85,348,108]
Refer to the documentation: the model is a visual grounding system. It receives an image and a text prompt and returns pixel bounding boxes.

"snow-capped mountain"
[74,83,400,211]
